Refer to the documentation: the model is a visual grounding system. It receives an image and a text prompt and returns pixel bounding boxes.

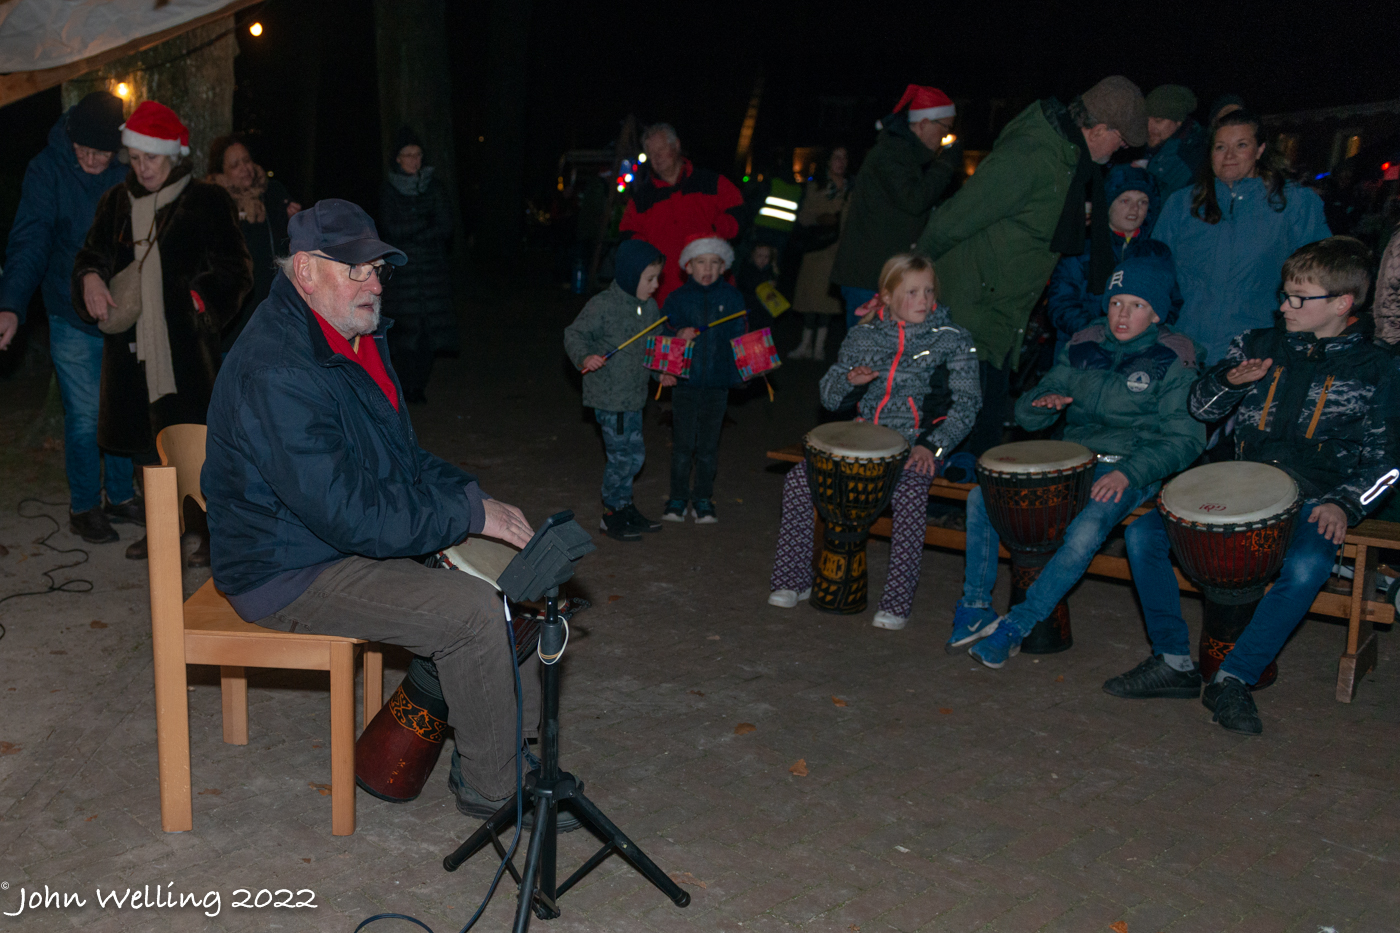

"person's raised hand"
[82,272,117,323]
[0,311,18,351]
[677,327,700,340]
[287,201,303,217]
[481,499,533,549]
[1090,469,1130,503]
[1031,393,1074,411]
[1307,502,1348,545]
[581,354,606,373]
[907,445,939,476]
[659,374,678,387]
[1226,357,1274,386]
[847,366,877,386]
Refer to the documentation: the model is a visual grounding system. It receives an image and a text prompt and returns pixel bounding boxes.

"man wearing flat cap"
[203,199,541,817]
[918,76,1148,456]
[1140,84,1205,198]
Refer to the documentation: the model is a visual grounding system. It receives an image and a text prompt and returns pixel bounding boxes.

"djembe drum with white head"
[975,441,1097,653]
[1158,461,1299,689]
[804,421,909,614]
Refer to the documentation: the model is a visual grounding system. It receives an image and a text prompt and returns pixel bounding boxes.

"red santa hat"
[678,232,734,273]
[120,101,190,157]
[892,84,955,123]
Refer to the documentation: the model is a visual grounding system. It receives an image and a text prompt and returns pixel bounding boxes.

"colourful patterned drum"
[1158,461,1299,689]
[804,421,909,614]
[644,335,693,377]
[975,441,1097,653]
[731,328,781,380]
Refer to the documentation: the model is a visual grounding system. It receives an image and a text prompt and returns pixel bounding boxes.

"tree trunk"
[477,0,531,263]
[372,0,463,245]
[61,18,239,177]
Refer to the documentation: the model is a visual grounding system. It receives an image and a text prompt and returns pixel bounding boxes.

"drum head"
[439,537,520,591]
[978,440,1095,474]
[805,421,908,459]
[1160,461,1298,525]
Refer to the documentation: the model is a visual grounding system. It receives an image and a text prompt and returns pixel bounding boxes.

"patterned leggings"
[769,465,931,618]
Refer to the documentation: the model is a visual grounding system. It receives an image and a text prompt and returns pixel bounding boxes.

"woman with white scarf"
[73,101,252,562]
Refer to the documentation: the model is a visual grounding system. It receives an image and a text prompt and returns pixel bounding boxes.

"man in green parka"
[918,76,1148,454]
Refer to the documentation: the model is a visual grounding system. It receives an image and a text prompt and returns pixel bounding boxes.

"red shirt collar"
[311,311,399,411]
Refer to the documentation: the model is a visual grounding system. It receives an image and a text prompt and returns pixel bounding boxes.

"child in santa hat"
[658,233,748,523]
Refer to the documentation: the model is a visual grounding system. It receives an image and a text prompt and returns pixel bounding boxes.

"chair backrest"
[156,424,208,534]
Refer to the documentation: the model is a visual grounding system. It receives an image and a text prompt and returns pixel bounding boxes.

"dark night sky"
[0,0,1395,236]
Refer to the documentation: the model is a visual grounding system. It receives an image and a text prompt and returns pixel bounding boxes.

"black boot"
[103,495,146,527]
[69,508,118,544]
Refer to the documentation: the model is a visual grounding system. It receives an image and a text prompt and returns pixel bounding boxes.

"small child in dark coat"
[659,234,748,523]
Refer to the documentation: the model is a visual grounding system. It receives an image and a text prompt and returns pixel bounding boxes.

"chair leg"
[363,647,384,727]
[220,666,249,744]
[330,641,356,836]
[146,465,192,833]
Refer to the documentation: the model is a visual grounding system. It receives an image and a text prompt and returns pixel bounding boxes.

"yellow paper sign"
[754,281,791,317]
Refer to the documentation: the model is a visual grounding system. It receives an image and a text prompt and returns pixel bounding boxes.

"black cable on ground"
[0,498,97,641]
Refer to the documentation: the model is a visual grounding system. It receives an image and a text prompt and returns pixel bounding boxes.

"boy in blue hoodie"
[659,234,748,523]
[564,239,666,540]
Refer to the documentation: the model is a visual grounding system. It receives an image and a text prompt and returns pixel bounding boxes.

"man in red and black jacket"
[619,124,743,305]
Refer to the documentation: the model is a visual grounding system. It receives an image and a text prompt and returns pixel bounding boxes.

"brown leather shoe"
[70,508,119,544]
[125,535,148,560]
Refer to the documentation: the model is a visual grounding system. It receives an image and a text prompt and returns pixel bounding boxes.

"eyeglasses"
[1277,290,1341,309]
[313,253,394,284]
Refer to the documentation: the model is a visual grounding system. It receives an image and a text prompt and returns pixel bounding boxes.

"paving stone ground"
[0,282,1396,933]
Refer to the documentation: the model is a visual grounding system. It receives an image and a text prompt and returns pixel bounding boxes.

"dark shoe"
[103,495,146,527]
[618,503,661,533]
[449,750,579,832]
[691,498,718,524]
[125,535,148,560]
[69,507,118,544]
[1103,655,1203,699]
[1202,677,1263,735]
[599,508,642,541]
[186,532,211,568]
[661,499,687,522]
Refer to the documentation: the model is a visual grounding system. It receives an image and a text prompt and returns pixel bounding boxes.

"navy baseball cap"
[287,198,407,266]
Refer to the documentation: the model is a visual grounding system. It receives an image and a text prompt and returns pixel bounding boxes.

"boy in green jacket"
[564,240,667,540]
[950,254,1206,668]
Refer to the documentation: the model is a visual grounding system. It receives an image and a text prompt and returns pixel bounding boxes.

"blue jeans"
[964,462,1156,637]
[595,408,645,509]
[841,286,877,330]
[1126,501,1339,683]
[48,315,134,513]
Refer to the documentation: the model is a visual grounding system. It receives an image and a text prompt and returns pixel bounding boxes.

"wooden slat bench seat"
[766,444,1397,701]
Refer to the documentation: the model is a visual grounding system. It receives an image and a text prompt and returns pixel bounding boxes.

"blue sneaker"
[968,622,1022,669]
[946,600,999,654]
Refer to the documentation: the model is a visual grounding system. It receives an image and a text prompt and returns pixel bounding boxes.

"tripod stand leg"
[513,797,553,933]
[565,790,690,907]
[443,794,521,872]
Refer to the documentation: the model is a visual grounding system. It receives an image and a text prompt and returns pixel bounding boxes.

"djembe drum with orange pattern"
[804,421,909,614]
[975,441,1097,654]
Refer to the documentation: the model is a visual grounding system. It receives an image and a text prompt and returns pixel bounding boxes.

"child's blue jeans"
[595,409,646,509]
[669,386,727,501]
[1126,501,1339,684]
[964,462,1157,636]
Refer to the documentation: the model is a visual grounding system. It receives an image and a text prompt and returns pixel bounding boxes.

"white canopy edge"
[0,0,235,72]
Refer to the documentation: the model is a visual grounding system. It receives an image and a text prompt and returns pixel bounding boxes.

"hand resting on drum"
[1308,502,1348,545]
[846,366,878,386]
[1225,357,1274,385]
[907,446,940,475]
[481,499,534,549]
[1030,393,1073,411]
[1090,469,1130,503]
[659,374,678,386]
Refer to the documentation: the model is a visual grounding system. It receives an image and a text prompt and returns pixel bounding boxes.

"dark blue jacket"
[661,276,748,389]
[0,112,127,331]
[204,273,489,621]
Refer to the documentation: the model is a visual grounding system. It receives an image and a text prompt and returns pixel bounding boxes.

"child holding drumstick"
[565,239,668,541]
[767,251,981,630]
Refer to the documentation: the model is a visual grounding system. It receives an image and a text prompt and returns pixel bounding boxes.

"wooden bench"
[767,444,1397,702]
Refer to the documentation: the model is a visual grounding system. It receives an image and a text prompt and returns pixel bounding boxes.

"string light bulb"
[637,153,647,163]
[941,133,957,147]
[115,82,130,98]
[249,22,263,37]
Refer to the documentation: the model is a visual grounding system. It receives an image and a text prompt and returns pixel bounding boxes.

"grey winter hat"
[1080,76,1148,147]
[67,91,124,152]
[1146,85,1198,123]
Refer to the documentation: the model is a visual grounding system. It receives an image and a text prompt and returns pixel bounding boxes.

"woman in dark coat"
[207,133,299,353]
[73,101,252,561]
[378,126,456,403]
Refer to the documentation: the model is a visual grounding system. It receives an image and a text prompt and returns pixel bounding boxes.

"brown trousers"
[267,555,540,799]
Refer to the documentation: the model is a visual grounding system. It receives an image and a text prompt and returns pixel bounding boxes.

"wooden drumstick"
[579,316,668,372]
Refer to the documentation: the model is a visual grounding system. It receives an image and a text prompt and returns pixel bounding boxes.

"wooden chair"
[146,424,383,836]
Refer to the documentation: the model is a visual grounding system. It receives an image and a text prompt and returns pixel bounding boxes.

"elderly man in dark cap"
[202,199,548,819]
[0,91,133,544]
[917,76,1148,456]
